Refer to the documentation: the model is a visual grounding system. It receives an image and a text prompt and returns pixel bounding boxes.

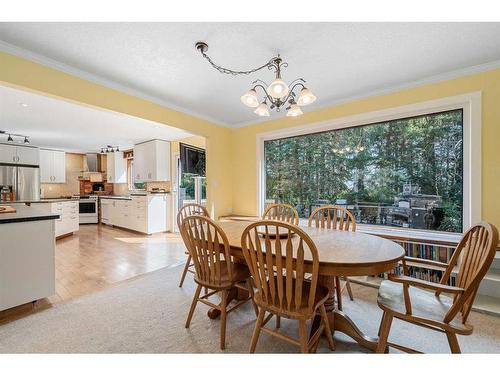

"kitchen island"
[8,198,79,238]
[0,205,59,311]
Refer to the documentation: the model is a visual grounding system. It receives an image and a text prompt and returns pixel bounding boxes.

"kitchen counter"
[6,198,79,204]
[0,205,60,224]
[99,193,169,200]
[99,195,132,200]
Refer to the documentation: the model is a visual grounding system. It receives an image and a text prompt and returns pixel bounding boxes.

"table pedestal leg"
[207,286,248,319]
[311,275,379,352]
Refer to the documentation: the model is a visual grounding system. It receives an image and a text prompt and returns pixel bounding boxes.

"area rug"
[0,265,499,353]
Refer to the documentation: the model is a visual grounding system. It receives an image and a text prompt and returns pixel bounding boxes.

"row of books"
[391,265,457,286]
[394,240,455,263]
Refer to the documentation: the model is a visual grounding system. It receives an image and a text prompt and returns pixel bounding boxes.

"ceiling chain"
[196,42,278,76]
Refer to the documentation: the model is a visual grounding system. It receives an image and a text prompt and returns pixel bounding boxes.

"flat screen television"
[180,143,206,176]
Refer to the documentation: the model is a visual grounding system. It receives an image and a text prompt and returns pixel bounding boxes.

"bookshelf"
[350,226,462,288]
[391,239,457,285]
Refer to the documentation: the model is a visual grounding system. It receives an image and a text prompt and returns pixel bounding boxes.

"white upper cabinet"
[106,151,127,183]
[39,150,52,182]
[0,144,39,165]
[0,144,16,164]
[40,149,66,183]
[133,140,170,182]
[16,146,40,165]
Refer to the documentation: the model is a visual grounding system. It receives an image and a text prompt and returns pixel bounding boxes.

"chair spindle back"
[182,215,233,288]
[176,203,209,230]
[241,220,320,315]
[441,222,498,323]
[262,203,300,225]
[308,205,356,231]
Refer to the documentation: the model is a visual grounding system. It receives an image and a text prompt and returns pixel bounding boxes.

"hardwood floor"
[0,224,187,324]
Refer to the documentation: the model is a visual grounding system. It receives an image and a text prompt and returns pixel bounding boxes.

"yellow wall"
[41,152,83,198]
[0,52,232,218]
[231,68,500,229]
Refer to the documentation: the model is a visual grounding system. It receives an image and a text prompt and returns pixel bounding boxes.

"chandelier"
[195,42,317,117]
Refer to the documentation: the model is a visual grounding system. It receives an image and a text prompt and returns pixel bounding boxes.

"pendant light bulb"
[267,78,289,99]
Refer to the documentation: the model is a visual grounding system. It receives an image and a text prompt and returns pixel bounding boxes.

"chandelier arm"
[252,79,269,87]
[252,84,276,103]
[199,50,278,76]
[278,82,307,104]
[289,82,307,93]
[288,78,306,87]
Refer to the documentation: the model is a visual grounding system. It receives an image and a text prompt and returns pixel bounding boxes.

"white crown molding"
[232,58,500,128]
[0,40,231,128]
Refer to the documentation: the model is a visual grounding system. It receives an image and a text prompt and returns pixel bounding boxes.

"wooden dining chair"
[241,220,335,353]
[177,203,209,288]
[308,205,356,308]
[376,222,499,353]
[183,215,258,350]
[262,203,300,225]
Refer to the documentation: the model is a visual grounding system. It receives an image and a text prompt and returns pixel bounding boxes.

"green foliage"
[265,110,463,232]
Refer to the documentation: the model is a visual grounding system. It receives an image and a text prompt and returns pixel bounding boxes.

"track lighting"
[101,145,120,153]
[1,130,32,143]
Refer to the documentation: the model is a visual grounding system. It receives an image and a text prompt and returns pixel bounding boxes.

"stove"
[72,195,98,224]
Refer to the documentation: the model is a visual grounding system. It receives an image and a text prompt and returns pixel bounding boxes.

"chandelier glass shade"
[240,89,259,107]
[254,101,270,117]
[267,78,289,99]
[286,103,303,117]
[196,42,317,118]
[297,87,317,106]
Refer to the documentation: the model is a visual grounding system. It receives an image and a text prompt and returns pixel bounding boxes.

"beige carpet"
[0,265,499,353]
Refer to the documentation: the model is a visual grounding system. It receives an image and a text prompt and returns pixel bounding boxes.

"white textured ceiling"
[1,23,500,127]
[0,85,193,153]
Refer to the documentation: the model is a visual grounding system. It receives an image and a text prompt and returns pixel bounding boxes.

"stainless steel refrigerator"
[0,164,40,201]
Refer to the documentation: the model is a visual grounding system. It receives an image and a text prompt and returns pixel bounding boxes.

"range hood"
[84,153,101,172]
[79,153,104,181]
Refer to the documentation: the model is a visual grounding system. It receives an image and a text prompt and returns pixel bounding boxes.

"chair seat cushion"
[377,280,471,334]
[254,277,329,317]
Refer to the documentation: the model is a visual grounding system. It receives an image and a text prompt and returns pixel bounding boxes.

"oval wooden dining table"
[212,220,405,352]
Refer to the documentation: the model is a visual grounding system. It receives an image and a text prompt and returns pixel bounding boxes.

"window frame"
[256,92,481,234]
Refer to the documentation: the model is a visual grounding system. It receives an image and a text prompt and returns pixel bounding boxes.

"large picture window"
[264,109,464,233]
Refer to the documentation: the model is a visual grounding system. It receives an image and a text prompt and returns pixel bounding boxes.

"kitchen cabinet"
[0,144,39,165]
[100,199,111,224]
[100,194,168,234]
[106,151,127,183]
[30,200,79,238]
[133,140,170,182]
[40,149,66,183]
[51,200,79,237]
